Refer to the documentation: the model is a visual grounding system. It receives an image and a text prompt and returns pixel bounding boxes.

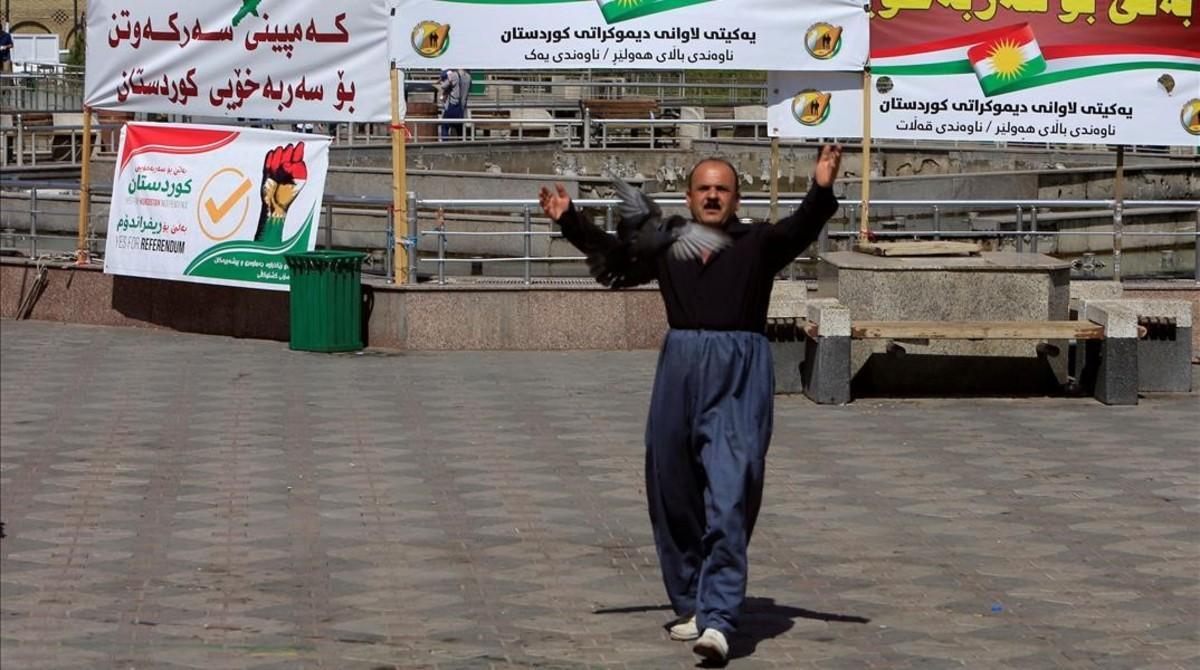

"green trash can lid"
[284,250,367,270]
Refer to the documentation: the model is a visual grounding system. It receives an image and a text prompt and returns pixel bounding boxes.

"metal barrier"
[405,116,767,147]
[2,179,1197,284]
[0,117,762,165]
[9,116,1196,158]
[0,122,129,167]
[408,71,770,107]
[412,197,1200,284]
[0,68,86,112]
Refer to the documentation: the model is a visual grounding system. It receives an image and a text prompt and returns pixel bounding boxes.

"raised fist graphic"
[253,142,308,244]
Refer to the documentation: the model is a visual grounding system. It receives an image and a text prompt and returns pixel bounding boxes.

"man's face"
[686,161,739,227]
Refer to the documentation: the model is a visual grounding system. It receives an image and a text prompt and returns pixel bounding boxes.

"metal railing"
[9,116,1196,162]
[0,116,753,166]
[2,179,1197,284]
[403,116,768,147]
[410,197,1200,284]
[0,67,86,112]
[0,122,128,167]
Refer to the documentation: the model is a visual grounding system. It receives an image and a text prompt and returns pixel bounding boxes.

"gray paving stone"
[2,319,1197,668]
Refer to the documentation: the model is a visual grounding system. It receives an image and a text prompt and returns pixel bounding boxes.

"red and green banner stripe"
[872,23,1200,97]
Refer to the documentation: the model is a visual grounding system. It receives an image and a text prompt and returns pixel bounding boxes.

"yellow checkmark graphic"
[196,167,252,242]
[205,178,252,223]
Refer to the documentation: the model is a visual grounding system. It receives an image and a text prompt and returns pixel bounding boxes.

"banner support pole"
[768,135,780,223]
[76,106,94,264]
[858,69,872,246]
[1112,144,1124,281]
[391,64,409,284]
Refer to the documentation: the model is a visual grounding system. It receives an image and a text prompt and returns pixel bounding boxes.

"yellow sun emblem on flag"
[988,39,1028,80]
[614,0,644,6]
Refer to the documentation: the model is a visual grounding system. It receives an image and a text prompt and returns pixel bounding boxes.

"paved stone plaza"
[1,319,1197,669]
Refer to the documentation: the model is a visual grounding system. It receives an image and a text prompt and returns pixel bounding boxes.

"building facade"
[6,0,82,48]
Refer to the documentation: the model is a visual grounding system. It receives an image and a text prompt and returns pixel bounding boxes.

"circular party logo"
[1182,98,1200,136]
[804,23,843,60]
[791,89,832,126]
[412,21,451,58]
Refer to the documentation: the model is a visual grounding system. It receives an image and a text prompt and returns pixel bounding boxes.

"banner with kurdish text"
[84,0,391,121]
[868,0,1199,146]
[104,123,330,291]
[392,0,868,70]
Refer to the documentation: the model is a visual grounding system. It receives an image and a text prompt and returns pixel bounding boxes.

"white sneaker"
[668,613,698,641]
[692,628,729,662]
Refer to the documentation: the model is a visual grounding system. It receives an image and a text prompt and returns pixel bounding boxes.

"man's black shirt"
[555,183,839,333]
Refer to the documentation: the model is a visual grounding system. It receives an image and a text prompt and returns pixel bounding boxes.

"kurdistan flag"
[967,24,1045,96]
[596,0,714,23]
[872,22,1200,98]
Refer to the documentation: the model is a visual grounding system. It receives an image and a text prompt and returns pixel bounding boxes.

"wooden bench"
[580,98,662,147]
[841,320,1129,341]
[794,300,1148,405]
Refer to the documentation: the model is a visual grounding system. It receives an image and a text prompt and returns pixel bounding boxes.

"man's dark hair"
[686,157,741,197]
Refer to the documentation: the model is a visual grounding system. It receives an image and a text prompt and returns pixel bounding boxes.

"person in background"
[0,26,15,74]
[437,68,472,141]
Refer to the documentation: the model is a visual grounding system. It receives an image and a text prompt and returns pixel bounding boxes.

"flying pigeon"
[587,179,733,288]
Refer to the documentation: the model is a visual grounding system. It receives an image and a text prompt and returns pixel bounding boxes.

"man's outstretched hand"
[814,144,843,189]
[539,183,571,221]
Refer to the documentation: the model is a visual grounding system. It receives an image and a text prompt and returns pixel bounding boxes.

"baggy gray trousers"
[645,329,774,635]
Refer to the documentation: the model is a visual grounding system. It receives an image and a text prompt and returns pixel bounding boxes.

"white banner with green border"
[392,0,868,70]
[103,122,330,291]
[84,0,391,122]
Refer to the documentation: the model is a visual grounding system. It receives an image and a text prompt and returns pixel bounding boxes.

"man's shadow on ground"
[731,597,870,662]
[594,597,869,666]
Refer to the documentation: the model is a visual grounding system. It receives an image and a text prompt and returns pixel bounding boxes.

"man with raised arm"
[539,145,843,662]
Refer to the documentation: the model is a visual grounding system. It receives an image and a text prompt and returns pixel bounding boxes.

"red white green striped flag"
[871,23,1200,98]
[966,24,1046,96]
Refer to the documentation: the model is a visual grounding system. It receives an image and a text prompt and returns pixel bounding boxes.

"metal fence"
[0,116,771,167]
[0,67,86,112]
[409,197,1200,284]
[2,179,1196,284]
[10,116,1196,166]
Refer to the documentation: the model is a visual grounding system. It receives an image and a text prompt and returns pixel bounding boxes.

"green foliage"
[66,25,86,67]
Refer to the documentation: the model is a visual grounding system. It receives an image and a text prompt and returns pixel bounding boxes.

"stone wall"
[2,259,1194,358]
[0,260,667,351]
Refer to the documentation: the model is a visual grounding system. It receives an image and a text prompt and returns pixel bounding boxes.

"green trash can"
[284,251,367,352]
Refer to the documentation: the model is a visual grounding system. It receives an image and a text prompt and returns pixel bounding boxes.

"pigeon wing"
[586,182,662,288]
[669,222,733,261]
[612,178,660,240]
[586,244,656,288]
